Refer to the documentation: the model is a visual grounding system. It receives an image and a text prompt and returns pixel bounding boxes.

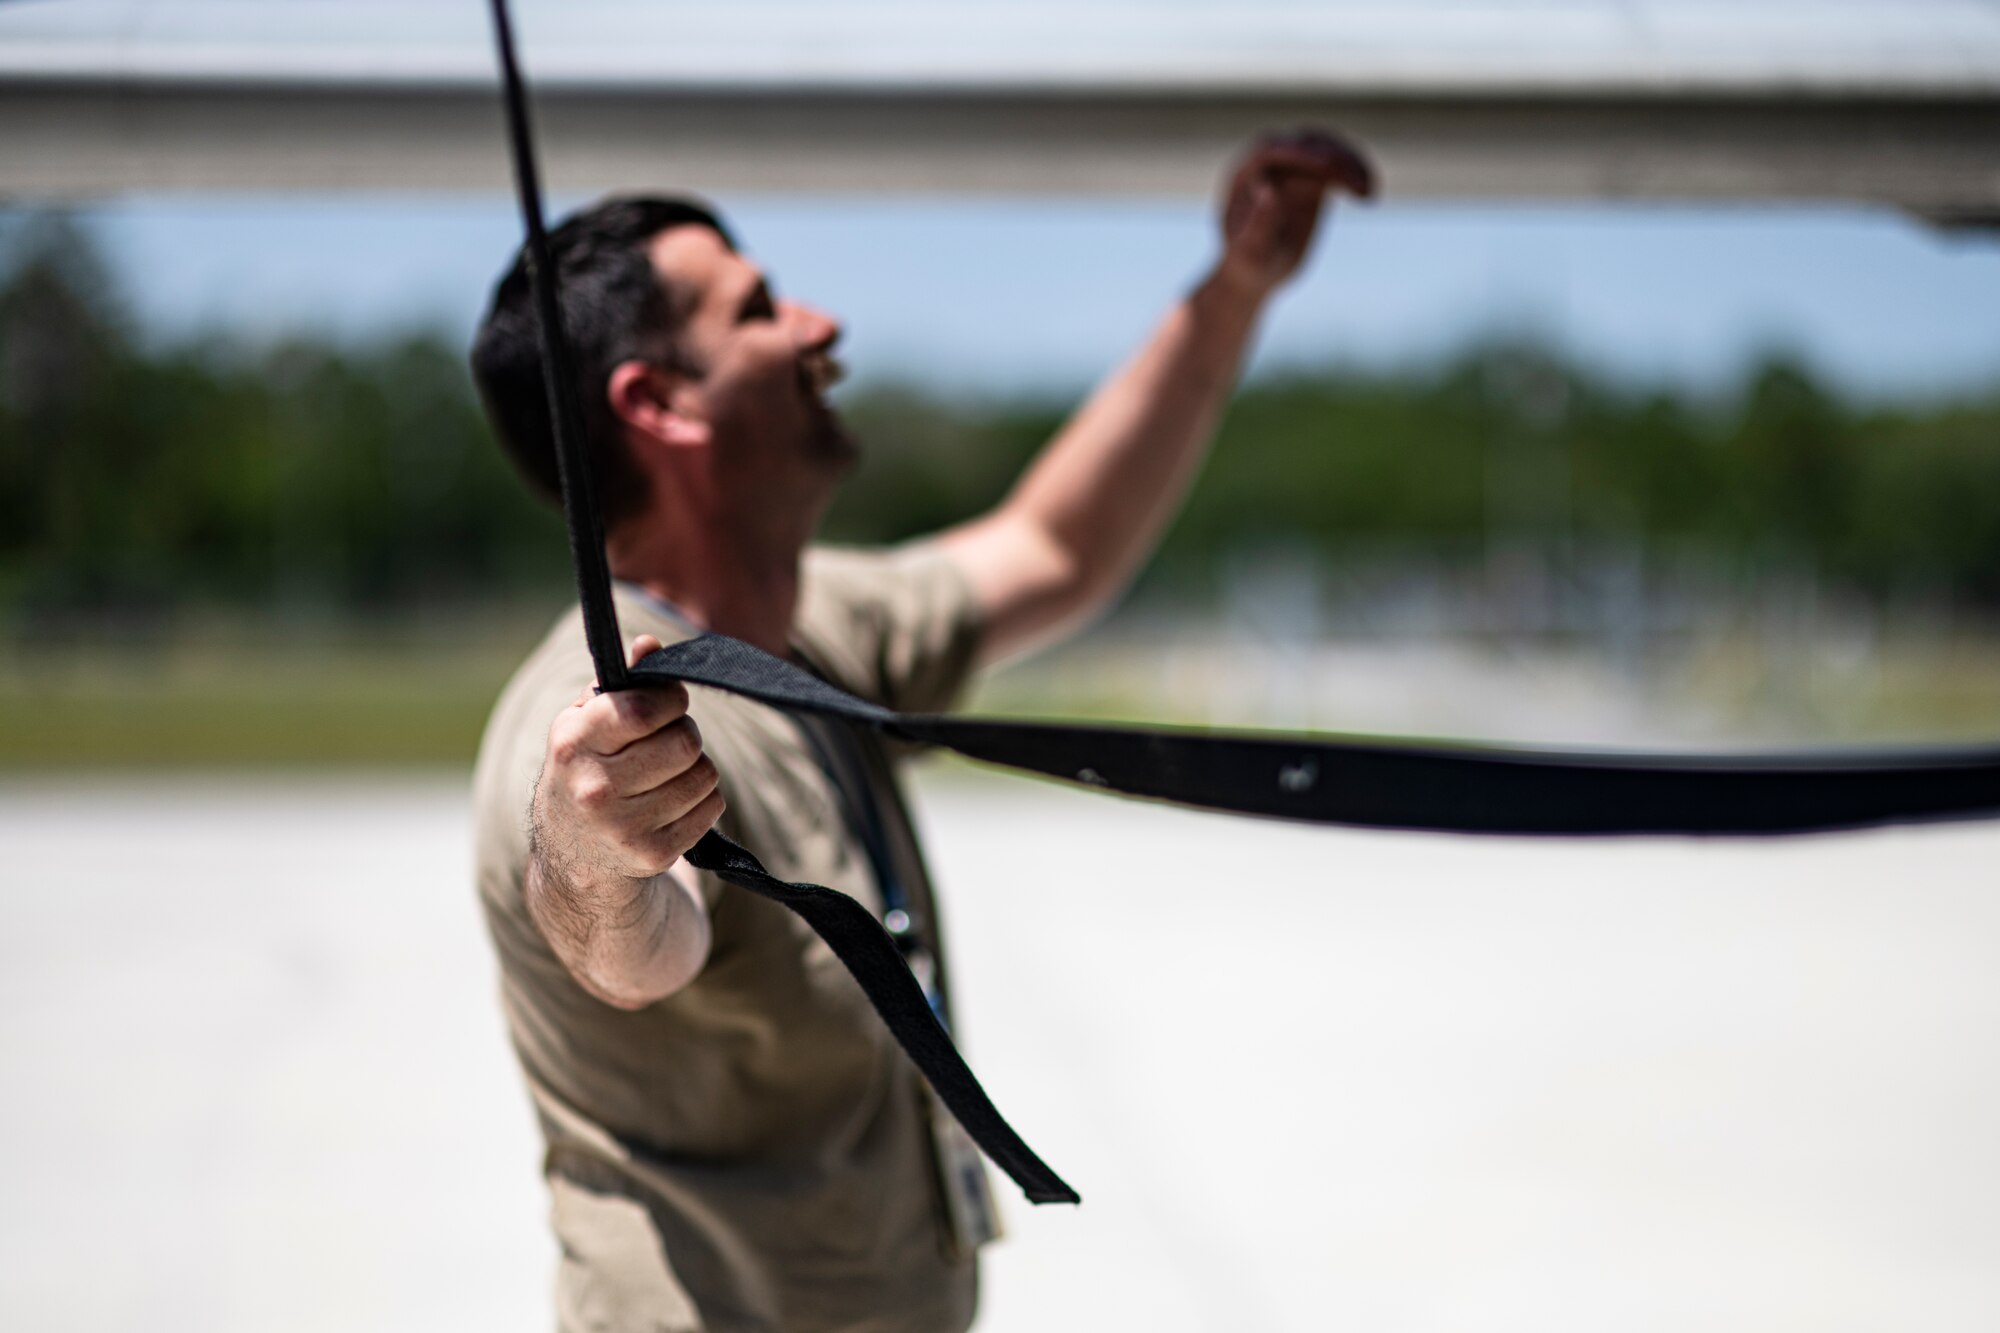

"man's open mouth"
[800,352,845,400]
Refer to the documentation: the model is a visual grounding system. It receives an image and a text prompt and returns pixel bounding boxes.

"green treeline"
[5,215,2000,632]
[0,219,562,626]
[831,354,2000,614]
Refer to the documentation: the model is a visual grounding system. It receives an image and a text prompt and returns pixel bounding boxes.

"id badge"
[929,1087,1003,1259]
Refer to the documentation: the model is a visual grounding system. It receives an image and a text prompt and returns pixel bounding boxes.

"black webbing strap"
[637,634,2000,837]
[488,0,627,692]
[485,0,2000,1208]
[678,830,1075,1202]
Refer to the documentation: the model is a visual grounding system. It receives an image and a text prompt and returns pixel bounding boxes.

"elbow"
[584,899,712,1010]
[1020,519,1117,628]
[526,860,713,1011]
[1035,542,1132,648]
[575,923,709,1010]
[585,975,672,1012]
[1036,513,1146,631]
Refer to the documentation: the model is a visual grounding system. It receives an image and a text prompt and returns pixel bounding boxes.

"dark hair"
[470,196,734,528]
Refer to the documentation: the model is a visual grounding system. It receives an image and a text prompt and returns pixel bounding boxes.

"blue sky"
[55,194,2000,402]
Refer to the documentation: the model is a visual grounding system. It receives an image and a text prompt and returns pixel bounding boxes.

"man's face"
[646,225,857,493]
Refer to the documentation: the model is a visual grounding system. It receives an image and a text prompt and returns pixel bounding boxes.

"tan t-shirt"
[471,545,987,1333]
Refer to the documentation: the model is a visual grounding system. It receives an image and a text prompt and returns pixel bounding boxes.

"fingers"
[550,683,691,775]
[1215,128,1374,294]
[1223,131,1376,234]
[567,733,724,879]
[551,649,701,791]
[540,657,727,881]
[629,787,728,874]
[1228,179,1281,255]
[602,715,709,797]
[557,636,688,758]
[1246,129,1377,199]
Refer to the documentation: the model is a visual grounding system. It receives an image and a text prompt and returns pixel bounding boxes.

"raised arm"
[934,130,1375,666]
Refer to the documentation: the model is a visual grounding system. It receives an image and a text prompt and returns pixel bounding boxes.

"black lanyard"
[791,715,954,1025]
[793,716,911,924]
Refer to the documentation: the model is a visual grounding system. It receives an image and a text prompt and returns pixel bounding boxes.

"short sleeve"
[791,542,984,714]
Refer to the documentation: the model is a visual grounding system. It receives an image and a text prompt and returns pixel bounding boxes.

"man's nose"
[781,299,841,353]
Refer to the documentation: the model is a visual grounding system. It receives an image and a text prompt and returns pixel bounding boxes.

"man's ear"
[607,360,710,449]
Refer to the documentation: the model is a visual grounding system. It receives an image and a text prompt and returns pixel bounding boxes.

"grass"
[0,625,543,770]
[7,616,2000,769]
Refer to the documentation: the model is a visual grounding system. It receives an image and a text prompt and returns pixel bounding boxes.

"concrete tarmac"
[3,772,1997,1332]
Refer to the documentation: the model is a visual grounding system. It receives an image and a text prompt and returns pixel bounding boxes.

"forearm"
[1014,269,1263,592]
[943,269,1266,660]
[526,845,712,1010]
[939,130,1371,664]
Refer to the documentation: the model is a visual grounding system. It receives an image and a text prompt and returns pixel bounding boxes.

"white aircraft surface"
[2,0,1997,220]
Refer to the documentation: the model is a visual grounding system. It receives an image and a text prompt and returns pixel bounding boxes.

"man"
[469,130,1373,1333]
